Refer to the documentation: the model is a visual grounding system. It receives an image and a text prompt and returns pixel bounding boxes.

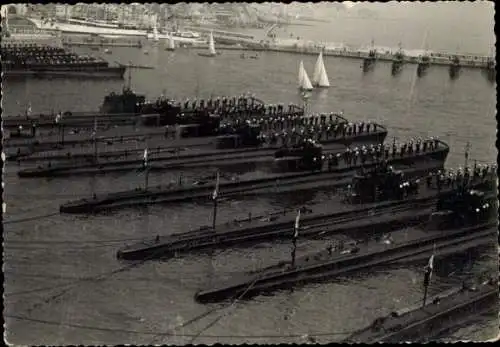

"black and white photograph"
[2,1,498,345]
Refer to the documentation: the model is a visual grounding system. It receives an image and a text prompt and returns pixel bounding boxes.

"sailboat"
[298,60,313,91]
[312,51,330,88]
[165,35,175,51]
[198,32,217,57]
[152,19,159,43]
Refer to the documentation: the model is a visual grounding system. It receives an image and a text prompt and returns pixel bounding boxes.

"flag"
[294,209,301,239]
[143,148,148,166]
[93,117,97,138]
[423,254,434,287]
[212,171,220,200]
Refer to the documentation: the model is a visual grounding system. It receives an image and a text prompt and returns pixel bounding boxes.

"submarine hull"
[194,224,497,303]
[116,176,495,261]
[344,282,498,343]
[60,141,450,214]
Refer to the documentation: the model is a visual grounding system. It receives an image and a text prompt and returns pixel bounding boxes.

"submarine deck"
[18,129,386,177]
[59,141,448,213]
[117,174,495,261]
[116,176,489,260]
[59,152,447,214]
[344,281,498,343]
[194,222,497,303]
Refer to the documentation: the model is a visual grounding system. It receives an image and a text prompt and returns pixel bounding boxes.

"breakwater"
[193,41,493,69]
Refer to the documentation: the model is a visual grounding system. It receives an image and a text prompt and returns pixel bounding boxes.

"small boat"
[104,48,112,54]
[312,51,330,88]
[249,54,259,60]
[298,60,313,91]
[152,22,159,43]
[165,35,175,51]
[143,49,149,55]
[198,32,217,57]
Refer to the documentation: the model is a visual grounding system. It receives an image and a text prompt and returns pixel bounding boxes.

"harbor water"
[3,11,498,345]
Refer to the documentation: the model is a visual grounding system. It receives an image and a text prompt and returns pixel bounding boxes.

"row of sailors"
[229,113,342,127]
[341,139,440,165]
[239,122,378,146]
[2,44,66,51]
[6,59,106,67]
[427,164,496,189]
[2,52,86,60]
[181,96,261,110]
[256,120,379,137]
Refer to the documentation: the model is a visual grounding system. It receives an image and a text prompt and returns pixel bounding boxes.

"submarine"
[18,116,387,177]
[2,90,269,131]
[343,278,498,343]
[59,138,450,214]
[193,182,497,303]
[116,163,496,261]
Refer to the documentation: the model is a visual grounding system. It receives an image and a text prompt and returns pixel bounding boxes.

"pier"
[193,40,493,70]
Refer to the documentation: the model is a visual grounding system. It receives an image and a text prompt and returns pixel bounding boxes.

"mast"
[212,171,220,230]
[422,245,435,307]
[127,61,132,90]
[464,142,471,169]
[93,116,98,163]
[153,18,159,42]
[291,209,300,268]
[143,148,149,191]
[208,32,216,55]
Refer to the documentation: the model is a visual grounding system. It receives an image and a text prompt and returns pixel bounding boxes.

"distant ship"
[1,43,124,79]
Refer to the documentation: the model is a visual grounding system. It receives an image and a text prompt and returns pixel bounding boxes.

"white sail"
[312,52,323,85]
[313,52,330,88]
[167,35,175,50]
[153,22,159,42]
[298,61,313,91]
[208,32,216,55]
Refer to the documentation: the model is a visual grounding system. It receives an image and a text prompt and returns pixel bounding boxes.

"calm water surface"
[3,14,498,345]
